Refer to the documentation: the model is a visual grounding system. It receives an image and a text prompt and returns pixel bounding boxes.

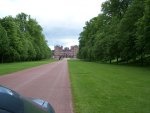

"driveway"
[0,59,73,113]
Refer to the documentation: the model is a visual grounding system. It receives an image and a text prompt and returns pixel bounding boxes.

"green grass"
[68,60,150,113]
[0,59,56,76]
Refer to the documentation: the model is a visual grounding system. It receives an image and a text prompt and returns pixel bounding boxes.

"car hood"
[0,85,55,113]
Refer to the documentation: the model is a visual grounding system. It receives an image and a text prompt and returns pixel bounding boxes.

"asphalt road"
[0,59,73,113]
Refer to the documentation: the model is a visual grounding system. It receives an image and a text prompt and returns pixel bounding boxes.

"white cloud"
[0,0,106,48]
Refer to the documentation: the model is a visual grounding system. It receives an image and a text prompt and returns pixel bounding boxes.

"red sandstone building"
[54,45,79,58]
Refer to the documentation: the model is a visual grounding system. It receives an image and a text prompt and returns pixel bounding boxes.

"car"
[0,85,55,113]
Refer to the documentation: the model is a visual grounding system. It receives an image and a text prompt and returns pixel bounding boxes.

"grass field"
[0,59,56,76]
[68,60,150,113]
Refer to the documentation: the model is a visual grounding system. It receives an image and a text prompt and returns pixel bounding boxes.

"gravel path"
[0,59,73,113]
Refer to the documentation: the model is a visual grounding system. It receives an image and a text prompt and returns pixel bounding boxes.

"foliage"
[78,0,150,65]
[0,13,51,63]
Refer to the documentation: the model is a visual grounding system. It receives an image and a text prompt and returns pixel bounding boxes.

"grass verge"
[0,59,56,76]
[68,60,150,113]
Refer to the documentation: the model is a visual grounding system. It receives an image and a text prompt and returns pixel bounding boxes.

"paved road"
[0,59,73,113]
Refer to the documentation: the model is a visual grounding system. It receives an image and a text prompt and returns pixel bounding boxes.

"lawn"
[0,59,56,76]
[68,60,150,113]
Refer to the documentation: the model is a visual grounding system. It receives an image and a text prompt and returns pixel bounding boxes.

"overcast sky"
[0,0,105,50]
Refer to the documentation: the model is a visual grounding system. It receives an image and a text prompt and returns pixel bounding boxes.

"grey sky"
[0,0,105,50]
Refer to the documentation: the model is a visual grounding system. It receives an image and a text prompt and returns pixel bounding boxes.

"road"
[0,59,73,113]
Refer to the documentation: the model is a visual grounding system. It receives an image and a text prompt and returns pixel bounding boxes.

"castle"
[53,45,79,59]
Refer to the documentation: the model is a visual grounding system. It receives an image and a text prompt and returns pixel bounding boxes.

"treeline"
[78,0,150,65]
[0,13,51,63]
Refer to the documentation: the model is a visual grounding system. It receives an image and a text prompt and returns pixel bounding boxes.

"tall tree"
[118,0,145,62]
[78,0,150,65]
[1,16,23,62]
[135,0,150,65]
[0,23,9,63]
[0,13,51,62]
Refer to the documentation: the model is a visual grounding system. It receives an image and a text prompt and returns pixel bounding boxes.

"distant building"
[54,45,79,59]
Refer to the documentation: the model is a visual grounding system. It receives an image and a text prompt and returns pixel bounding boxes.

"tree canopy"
[78,0,150,65]
[0,13,51,63]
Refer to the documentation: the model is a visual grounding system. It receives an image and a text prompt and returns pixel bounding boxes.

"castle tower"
[54,45,63,58]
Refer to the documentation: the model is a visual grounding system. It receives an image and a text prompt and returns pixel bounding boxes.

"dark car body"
[0,85,55,113]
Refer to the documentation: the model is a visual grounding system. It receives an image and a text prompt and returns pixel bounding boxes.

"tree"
[135,0,150,65]
[78,0,150,65]
[118,0,145,62]
[143,0,150,55]
[27,17,51,60]
[102,0,132,19]
[1,16,22,62]
[0,13,51,62]
[0,23,9,63]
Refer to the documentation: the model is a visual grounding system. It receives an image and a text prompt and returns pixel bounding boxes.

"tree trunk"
[117,56,118,64]
[110,59,111,64]
[126,58,128,64]
[141,55,144,66]
[1,54,4,63]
